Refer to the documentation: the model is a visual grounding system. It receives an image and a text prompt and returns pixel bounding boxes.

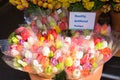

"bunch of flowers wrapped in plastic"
[2,7,120,80]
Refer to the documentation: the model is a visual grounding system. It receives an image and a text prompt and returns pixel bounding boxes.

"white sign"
[69,12,96,30]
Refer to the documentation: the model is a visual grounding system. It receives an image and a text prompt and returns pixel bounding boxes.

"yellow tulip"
[9,0,17,5]
[114,3,120,12]
[47,0,53,3]
[48,3,53,9]
[38,1,43,7]
[30,0,38,5]
[83,1,94,11]
[17,5,24,10]
[21,0,27,3]
[113,0,120,3]
[22,2,29,8]
[82,0,90,3]
[42,2,48,8]
[62,2,70,9]
[54,2,62,9]
[15,1,22,5]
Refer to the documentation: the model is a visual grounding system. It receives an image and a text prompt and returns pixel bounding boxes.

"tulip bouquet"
[2,0,120,80]
[2,7,120,80]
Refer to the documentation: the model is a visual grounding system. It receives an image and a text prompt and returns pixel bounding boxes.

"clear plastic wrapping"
[2,8,120,79]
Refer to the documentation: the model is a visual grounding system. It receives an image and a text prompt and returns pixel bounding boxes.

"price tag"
[69,12,96,30]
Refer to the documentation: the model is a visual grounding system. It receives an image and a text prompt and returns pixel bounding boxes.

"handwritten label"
[69,12,96,30]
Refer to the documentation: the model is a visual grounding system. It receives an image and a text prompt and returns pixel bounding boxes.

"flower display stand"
[111,11,120,32]
[29,74,52,80]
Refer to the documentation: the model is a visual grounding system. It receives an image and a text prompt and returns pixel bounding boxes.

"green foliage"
[93,0,104,11]
[68,2,85,12]
[53,71,67,80]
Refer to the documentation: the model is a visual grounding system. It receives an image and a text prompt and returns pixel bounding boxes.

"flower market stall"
[2,0,120,80]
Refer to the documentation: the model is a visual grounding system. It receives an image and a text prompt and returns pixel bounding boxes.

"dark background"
[0,1,25,39]
[0,1,30,80]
